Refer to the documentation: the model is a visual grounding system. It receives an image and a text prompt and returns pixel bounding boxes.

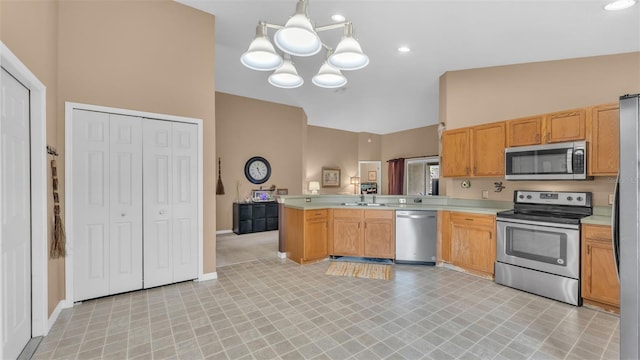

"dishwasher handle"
[396,212,436,219]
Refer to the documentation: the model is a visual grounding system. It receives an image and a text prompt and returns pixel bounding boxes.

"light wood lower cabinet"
[331,209,395,259]
[438,211,496,277]
[582,224,619,312]
[285,208,328,264]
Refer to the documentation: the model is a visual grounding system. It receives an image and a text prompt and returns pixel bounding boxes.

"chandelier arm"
[263,22,285,30]
[314,22,349,32]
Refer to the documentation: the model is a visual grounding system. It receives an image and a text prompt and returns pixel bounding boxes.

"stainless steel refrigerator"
[616,93,640,359]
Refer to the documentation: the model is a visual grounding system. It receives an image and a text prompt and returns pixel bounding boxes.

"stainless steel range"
[495,190,592,305]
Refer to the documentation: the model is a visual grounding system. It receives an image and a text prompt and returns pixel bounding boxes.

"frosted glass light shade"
[274,14,322,56]
[268,58,304,88]
[241,23,283,71]
[329,36,369,70]
[241,37,283,71]
[312,62,347,88]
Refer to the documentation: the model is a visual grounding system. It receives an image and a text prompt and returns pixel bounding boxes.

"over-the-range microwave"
[504,140,592,180]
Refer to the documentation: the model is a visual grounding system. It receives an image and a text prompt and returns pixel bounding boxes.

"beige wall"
[306,125,359,195]
[1,0,62,316]
[214,95,439,214]
[1,0,216,314]
[439,52,640,205]
[215,92,306,231]
[380,125,440,194]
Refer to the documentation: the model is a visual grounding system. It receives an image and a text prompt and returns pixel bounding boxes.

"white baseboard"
[216,230,233,235]
[277,252,287,259]
[47,300,66,334]
[199,272,218,281]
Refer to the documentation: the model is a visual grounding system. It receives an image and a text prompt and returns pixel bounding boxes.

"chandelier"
[240,0,369,89]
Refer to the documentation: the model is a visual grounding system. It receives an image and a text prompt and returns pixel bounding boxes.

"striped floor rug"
[325,261,392,280]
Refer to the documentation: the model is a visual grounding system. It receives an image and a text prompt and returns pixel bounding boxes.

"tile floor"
[33,254,619,359]
[215,231,279,268]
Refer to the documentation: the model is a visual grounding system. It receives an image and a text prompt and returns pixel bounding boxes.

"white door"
[143,119,198,288]
[108,114,143,294]
[143,120,173,288]
[171,122,198,282]
[73,110,143,301]
[73,110,110,301]
[1,68,32,359]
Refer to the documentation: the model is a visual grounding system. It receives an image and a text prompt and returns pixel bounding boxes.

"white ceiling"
[177,0,640,134]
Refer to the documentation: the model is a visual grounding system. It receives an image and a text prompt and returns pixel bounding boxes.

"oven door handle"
[566,148,573,174]
[497,217,579,230]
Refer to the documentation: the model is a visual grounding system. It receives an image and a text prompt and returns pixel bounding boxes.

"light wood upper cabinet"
[471,122,505,177]
[331,209,395,259]
[441,123,505,178]
[285,208,329,264]
[589,103,619,176]
[582,224,619,311]
[506,116,543,147]
[447,212,496,277]
[441,128,470,177]
[544,108,586,143]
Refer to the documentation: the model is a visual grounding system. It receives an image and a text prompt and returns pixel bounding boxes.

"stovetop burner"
[497,190,592,225]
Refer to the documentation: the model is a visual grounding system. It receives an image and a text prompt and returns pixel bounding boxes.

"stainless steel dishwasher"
[395,210,437,264]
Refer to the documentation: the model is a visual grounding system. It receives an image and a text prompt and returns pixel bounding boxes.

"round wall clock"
[244,156,271,184]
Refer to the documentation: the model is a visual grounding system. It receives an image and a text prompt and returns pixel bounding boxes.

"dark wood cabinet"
[233,202,278,234]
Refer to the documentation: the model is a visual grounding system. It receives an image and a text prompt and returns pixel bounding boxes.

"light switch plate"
[609,193,614,205]
[482,190,489,199]
[399,198,406,204]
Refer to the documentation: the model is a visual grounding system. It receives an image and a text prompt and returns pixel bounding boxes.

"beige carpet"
[325,261,392,280]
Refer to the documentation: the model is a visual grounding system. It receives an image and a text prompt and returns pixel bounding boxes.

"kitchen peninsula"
[280,194,510,278]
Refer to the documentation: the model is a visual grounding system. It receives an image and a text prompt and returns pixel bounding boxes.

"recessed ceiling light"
[604,0,637,11]
[331,14,345,22]
[398,46,411,53]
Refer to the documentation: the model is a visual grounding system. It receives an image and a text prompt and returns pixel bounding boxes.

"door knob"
[121,213,126,217]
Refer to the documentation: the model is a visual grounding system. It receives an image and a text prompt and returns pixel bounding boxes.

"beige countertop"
[581,215,612,226]
[281,196,614,222]
[282,196,510,215]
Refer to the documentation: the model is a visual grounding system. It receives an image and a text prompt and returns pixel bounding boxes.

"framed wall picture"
[322,167,340,187]
[368,171,377,181]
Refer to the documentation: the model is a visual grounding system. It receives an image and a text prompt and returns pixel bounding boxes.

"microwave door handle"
[566,148,573,174]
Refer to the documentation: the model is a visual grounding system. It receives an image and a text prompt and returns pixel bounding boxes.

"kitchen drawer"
[364,209,394,219]
[305,209,328,220]
[333,209,362,219]
[450,212,495,227]
[583,224,612,241]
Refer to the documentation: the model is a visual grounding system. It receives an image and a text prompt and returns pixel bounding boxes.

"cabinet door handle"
[465,218,474,221]
[159,210,166,215]
[121,213,126,217]
[535,134,540,142]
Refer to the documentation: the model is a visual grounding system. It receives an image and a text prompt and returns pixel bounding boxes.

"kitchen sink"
[341,202,385,207]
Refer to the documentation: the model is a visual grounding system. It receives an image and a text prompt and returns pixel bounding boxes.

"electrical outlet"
[482,190,489,199]
[399,198,406,204]
[305,197,311,203]
[609,193,614,205]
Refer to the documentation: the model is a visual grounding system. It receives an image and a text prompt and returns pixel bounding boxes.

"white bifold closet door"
[72,109,143,301]
[142,119,198,288]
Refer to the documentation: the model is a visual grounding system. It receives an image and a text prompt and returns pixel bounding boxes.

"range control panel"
[514,190,592,207]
